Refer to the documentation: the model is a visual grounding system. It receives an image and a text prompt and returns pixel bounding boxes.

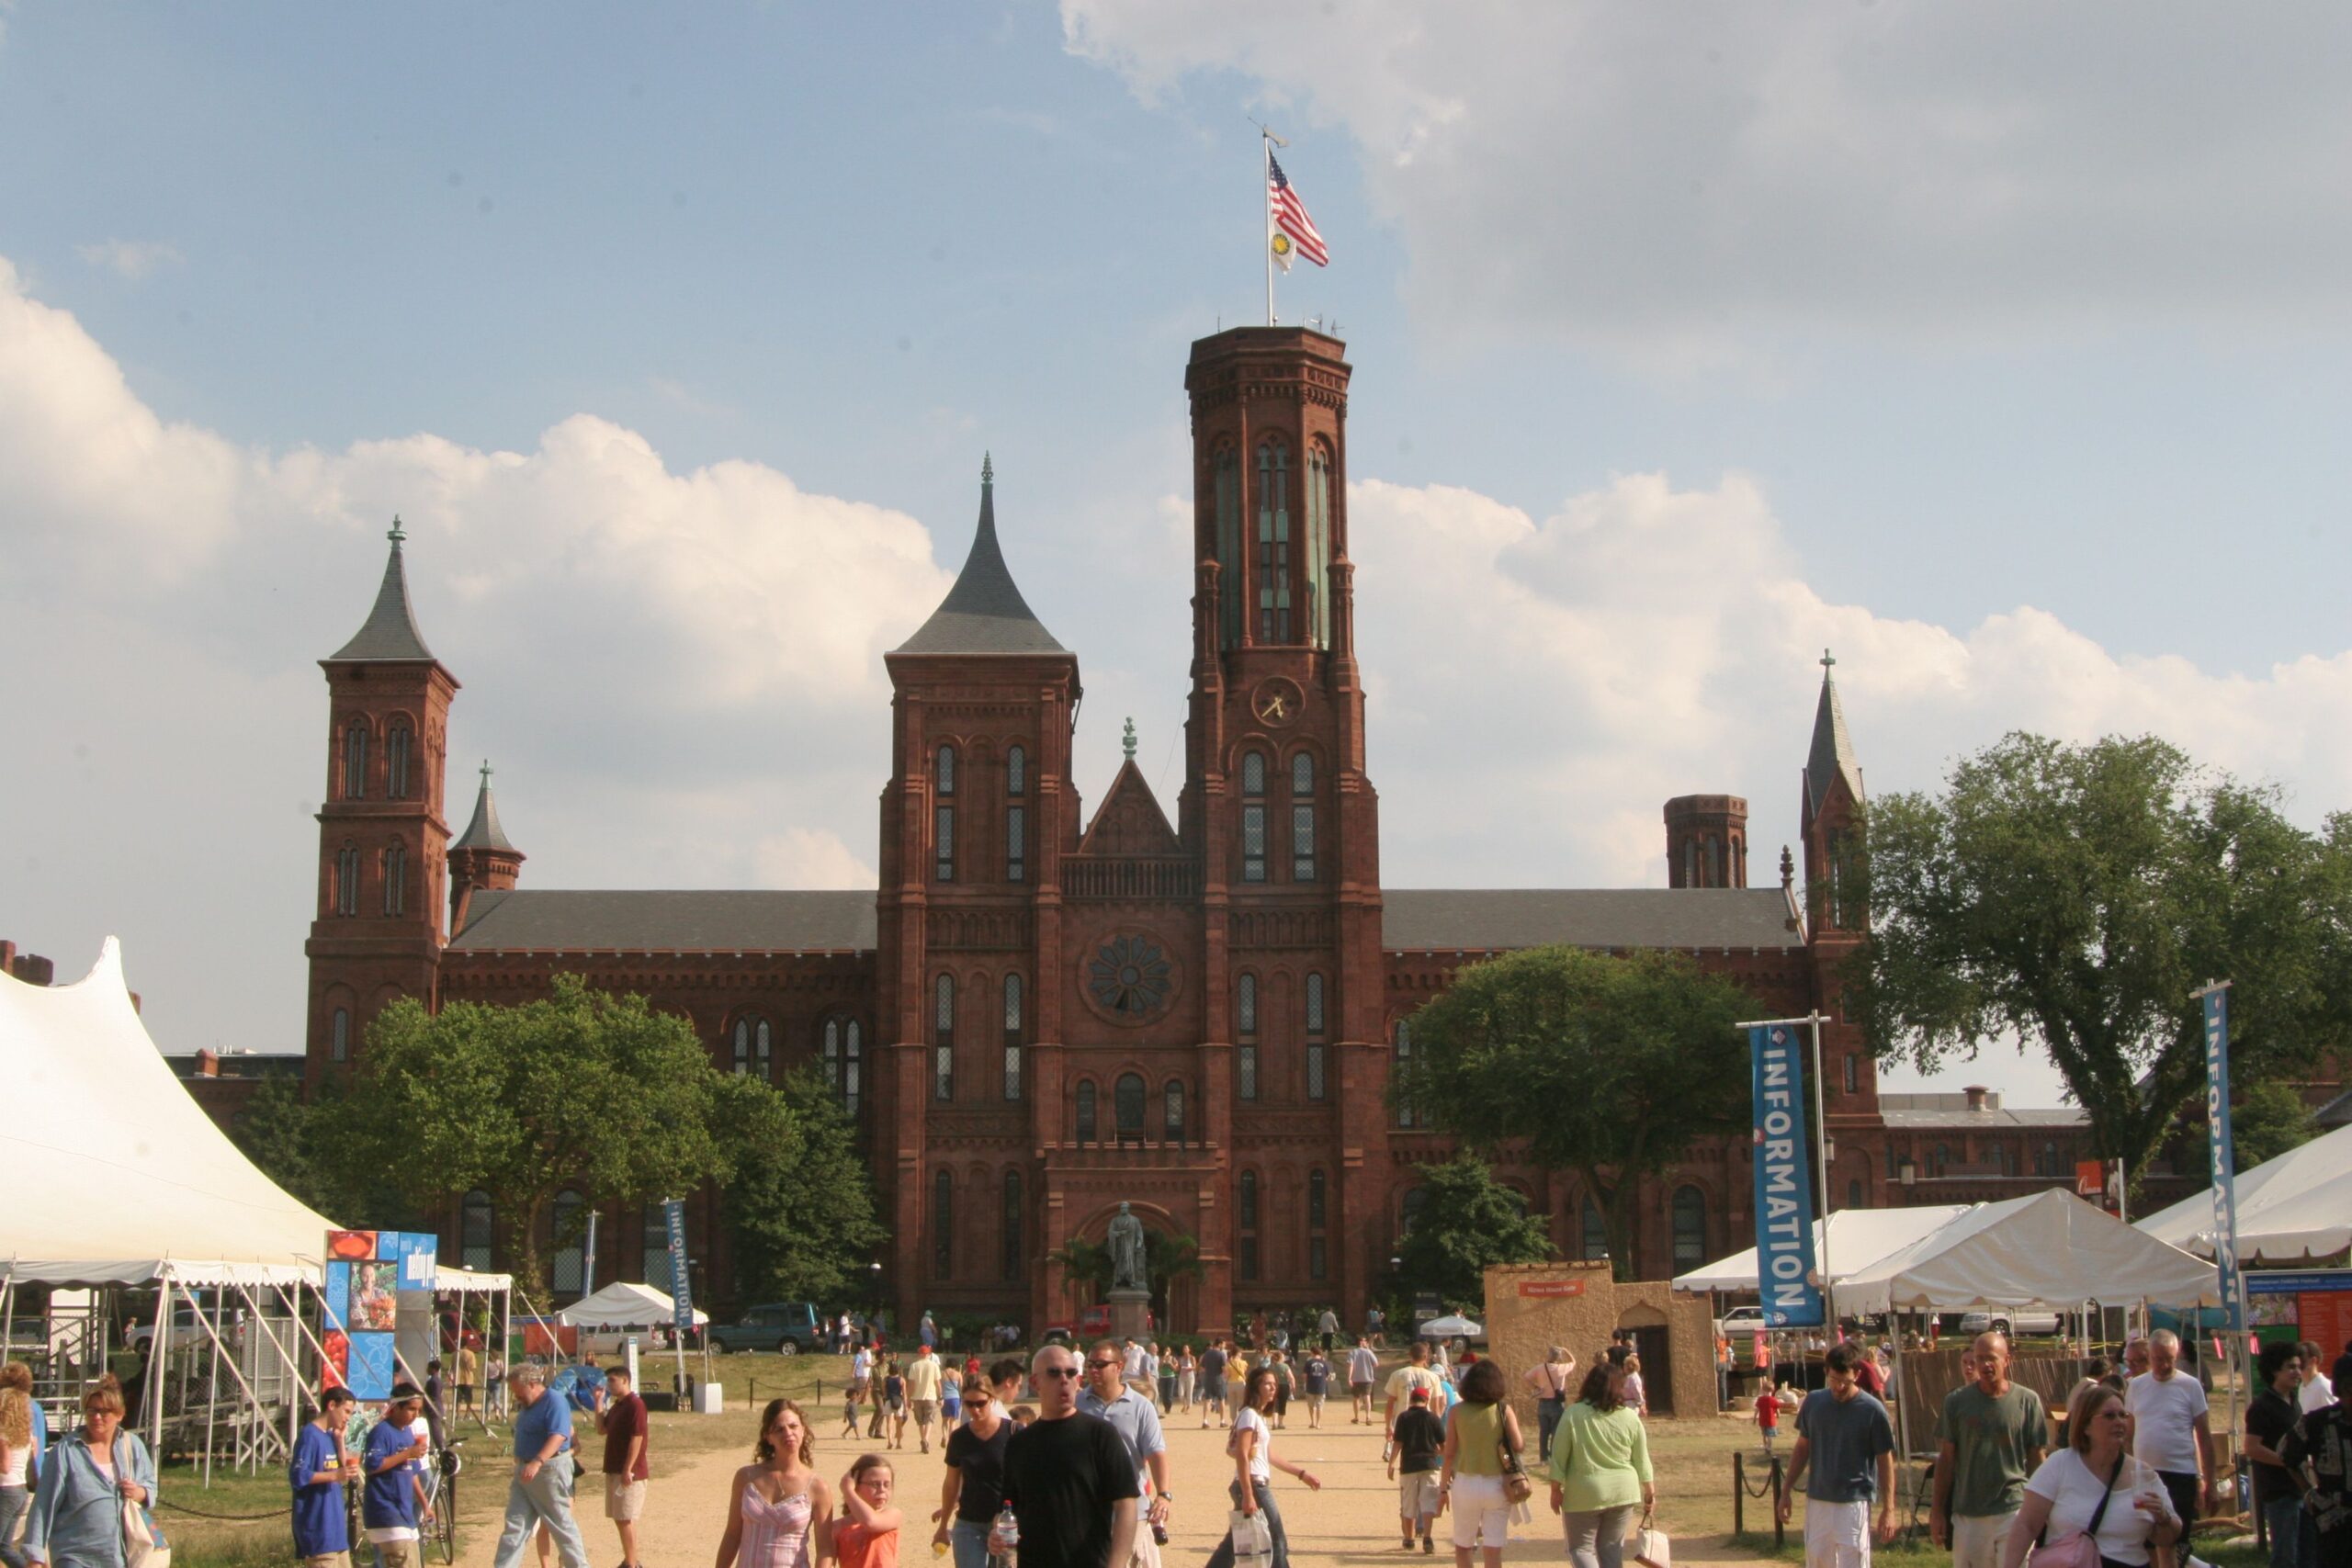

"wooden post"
[1771,1456,1786,1551]
[1733,1450,1746,1537]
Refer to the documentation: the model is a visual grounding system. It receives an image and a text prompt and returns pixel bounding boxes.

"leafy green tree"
[1860,733,2352,1187]
[232,1075,422,1229]
[328,975,727,1295]
[1387,1156,1555,1312]
[1388,945,1757,1278]
[2223,1078,2320,1174]
[715,1069,888,1310]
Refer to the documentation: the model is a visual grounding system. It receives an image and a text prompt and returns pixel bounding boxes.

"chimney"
[195,1048,220,1078]
[1964,1084,1991,1112]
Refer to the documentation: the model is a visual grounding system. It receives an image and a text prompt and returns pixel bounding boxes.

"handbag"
[1633,1518,1672,1568]
[116,1436,171,1568]
[1227,1506,1275,1568]
[1499,1409,1534,1506]
[2029,1453,2127,1568]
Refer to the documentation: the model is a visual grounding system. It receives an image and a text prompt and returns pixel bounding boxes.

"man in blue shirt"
[292,1387,358,1568]
[491,1365,593,1568]
[1778,1343,1897,1568]
[1080,1339,1172,1560]
[363,1383,435,1568]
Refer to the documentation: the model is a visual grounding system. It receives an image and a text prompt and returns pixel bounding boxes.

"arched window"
[1001,1169,1023,1282]
[330,1007,350,1062]
[1843,1054,1860,1095]
[381,841,407,916]
[1581,1193,1609,1261]
[1240,751,1267,883]
[2041,1141,2060,1179]
[1847,1179,1864,1210]
[336,844,360,917]
[1308,1168,1329,1280]
[1164,1079,1186,1143]
[1214,446,1244,649]
[1393,1016,1415,1128]
[1671,1186,1708,1271]
[1932,1143,1950,1177]
[1305,972,1329,1100]
[1114,1073,1146,1141]
[343,722,368,800]
[1238,1170,1261,1280]
[642,1206,672,1291]
[1237,973,1259,1100]
[731,1018,752,1076]
[1305,444,1332,649]
[461,1190,494,1271]
[1291,752,1317,882]
[1001,975,1023,1100]
[1076,1080,1098,1144]
[933,975,956,1100]
[934,744,956,881]
[1256,438,1292,640]
[823,1019,864,1114]
[1005,745,1027,883]
[386,722,412,800]
[551,1190,586,1294]
[1683,839,1698,887]
[933,1169,954,1280]
[1402,1186,1429,1235]
[822,1019,840,1093]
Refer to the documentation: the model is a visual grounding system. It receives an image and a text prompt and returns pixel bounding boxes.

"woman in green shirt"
[1548,1364,1654,1568]
[1439,1359,1525,1568]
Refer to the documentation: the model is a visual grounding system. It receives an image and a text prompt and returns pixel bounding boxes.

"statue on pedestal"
[1107,1201,1148,1293]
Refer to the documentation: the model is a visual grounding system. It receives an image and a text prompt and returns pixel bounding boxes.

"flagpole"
[1263,130,1276,326]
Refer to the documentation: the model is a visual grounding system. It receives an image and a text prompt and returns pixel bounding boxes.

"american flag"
[1267,152,1329,271]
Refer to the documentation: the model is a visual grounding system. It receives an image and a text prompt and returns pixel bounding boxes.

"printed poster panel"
[322,1229,437,1401]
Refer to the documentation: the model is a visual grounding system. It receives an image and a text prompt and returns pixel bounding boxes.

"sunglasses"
[1038,1366,1083,1379]
[1088,1359,1122,1371]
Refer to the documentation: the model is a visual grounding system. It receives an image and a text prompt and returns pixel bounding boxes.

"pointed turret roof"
[330,519,435,661]
[895,457,1066,656]
[454,761,518,852]
[1804,649,1864,808]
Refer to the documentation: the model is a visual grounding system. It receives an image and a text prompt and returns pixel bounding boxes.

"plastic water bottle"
[989,1503,1020,1565]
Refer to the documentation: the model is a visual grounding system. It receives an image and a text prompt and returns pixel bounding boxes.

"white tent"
[560,1280,706,1329]
[1672,1204,1971,1294]
[2136,1122,2352,1263]
[1837,1188,2218,1314]
[1,940,334,1286]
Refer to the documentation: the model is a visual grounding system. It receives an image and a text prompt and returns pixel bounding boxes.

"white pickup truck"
[1956,1309,2063,1337]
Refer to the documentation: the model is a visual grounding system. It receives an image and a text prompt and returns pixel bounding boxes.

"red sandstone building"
[300,327,2121,1329]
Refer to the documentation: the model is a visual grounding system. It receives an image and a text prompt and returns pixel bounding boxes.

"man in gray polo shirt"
[1778,1342,1896,1568]
[1080,1338,1172,1568]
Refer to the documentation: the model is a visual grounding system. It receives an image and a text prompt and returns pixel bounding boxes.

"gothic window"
[344,723,368,800]
[1291,752,1316,881]
[1848,1179,1864,1209]
[642,1206,672,1292]
[1581,1193,1608,1261]
[843,1021,862,1114]
[1238,1169,1261,1280]
[1307,1168,1328,1229]
[1844,1054,1860,1095]
[386,723,412,800]
[331,1007,350,1062]
[1002,1169,1023,1282]
[1308,1168,1329,1280]
[1007,745,1025,795]
[1393,1016,1415,1128]
[729,1017,771,1078]
[935,744,956,881]
[1305,443,1333,649]
[1401,1186,1428,1235]
[1256,438,1292,641]
[1006,747,1026,882]
[936,743,956,795]
[1214,446,1244,649]
[1076,1080,1098,1144]
[1932,1143,1950,1177]
[461,1190,494,1271]
[1306,972,1326,1033]
[551,1190,586,1294]
[1672,1186,1708,1271]
[822,1020,840,1094]
[382,841,407,916]
[933,975,956,1100]
[1164,1079,1186,1143]
[1306,971,1328,1100]
[336,844,360,917]
[1237,973,1259,1101]
[1240,751,1267,883]
[1114,1073,1145,1141]
[822,1019,864,1114]
[1001,975,1023,1100]
[933,1169,954,1280]
[2040,1141,2060,1179]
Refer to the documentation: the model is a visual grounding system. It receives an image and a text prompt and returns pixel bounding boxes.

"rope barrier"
[1737,1460,1778,1498]
[156,1498,293,1521]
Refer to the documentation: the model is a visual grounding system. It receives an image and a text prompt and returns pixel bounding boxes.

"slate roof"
[330,532,436,661]
[453,770,517,853]
[1382,888,1804,951]
[1805,657,1864,809]
[446,889,877,953]
[1880,1107,2089,1129]
[895,460,1067,656]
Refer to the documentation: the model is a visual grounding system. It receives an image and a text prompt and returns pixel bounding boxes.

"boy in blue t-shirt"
[292,1387,359,1566]
[364,1383,436,1568]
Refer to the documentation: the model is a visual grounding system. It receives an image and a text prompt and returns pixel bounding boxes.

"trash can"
[694,1382,725,1415]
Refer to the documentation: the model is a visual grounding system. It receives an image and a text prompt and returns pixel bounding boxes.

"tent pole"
[148,1275,170,1466]
[173,1283,284,1461]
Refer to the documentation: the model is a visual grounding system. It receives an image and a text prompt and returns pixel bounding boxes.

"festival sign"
[322,1229,438,1399]
[2199,985,2249,1336]
[1750,1023,1824,1327]
[662,1199,695,1336]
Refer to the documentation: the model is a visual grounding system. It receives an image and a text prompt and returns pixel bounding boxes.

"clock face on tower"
[1085,932,1175,1025]
[1252,676,1303,728]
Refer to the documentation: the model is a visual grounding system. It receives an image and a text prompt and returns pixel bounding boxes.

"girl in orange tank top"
[835,1454,902,1568]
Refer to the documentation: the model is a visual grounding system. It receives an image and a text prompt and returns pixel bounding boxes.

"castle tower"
[1799,649,1880,1140]
[878,458,1081,1327]
[1180,327,1385,1325]
[1664,795,1748,888]
[448,761,525,936]
[303,521,456,1088]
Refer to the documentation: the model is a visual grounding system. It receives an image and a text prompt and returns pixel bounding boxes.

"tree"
[327,975,728,1295]
[715,1069,888,1309]
[233,1076,423,1230]
[2223,1079,2320,1174]
[1860,733,2352,1187]
[1388,1156,1555,1312]
[1388,945,1757,1278]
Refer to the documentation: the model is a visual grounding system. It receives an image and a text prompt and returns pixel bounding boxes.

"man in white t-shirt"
[2123,1329,2215,1529]
[1347,1337,1381,1425]
[2298,1339,2337,1414]
[1382,1341,1446,1445]
[851,1344,875,1403]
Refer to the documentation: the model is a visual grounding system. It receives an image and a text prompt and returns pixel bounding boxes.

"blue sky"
[6,2,2352,1104]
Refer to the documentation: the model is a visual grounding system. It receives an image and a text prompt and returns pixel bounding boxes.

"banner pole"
[1808,1010,1838,1336]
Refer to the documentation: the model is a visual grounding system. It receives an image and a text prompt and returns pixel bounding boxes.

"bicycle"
[423,1436,468,1564]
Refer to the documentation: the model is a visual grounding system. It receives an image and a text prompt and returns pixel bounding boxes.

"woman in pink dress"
[718,1400,834,1568]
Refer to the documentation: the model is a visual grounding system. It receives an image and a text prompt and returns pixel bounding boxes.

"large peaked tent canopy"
[1672,1204,1971,1295]
[1837,1188,2217,1314]
[1,940,334,1286]
[2137,1122,2352,1263]
[559,1280,706,1329]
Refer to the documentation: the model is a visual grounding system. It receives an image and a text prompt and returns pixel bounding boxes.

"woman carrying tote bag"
[21,1378,162,1568]
[1999,1384,2179,1568]
[1548,1364,1655,1568]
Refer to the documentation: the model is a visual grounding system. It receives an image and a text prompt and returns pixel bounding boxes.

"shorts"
[1351,1382,1374,1397]
[375,1540,418,1568]
[605,1475,648,1520]
[1398,1471,1442,1521]
[301,1555,352,1568]
[1204,1381,1226,1407]
[1449,1472,1510,1550]
[913,1399,939,1424]
[1803,1497,1872,1568]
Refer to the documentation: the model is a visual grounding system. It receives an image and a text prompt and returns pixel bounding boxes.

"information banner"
[1750,1023,1824,1328]
[2201,987,2247,1336]
[663,1199,695,1335]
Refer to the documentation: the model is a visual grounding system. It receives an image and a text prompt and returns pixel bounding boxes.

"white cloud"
[76,240,182,280]
[752,829,876,890]
[1062,0,2352,360]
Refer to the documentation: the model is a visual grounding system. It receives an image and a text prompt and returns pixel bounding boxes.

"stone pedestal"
[1106,1288,1153,1343]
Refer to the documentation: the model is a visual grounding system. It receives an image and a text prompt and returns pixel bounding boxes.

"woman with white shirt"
[1204,1368,1322,1568]
[2001,1383,2180,1568]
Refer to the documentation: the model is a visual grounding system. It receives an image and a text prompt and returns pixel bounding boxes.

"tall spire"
[329,518,435,661]
[894,457,1066,655]
[454,760,517,852]
[1804,647,1863,808]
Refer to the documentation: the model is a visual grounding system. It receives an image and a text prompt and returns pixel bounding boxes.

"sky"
[7,3,2352,1108]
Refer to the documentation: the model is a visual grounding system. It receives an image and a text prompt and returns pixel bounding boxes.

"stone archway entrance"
[1061,1200,1203,1337]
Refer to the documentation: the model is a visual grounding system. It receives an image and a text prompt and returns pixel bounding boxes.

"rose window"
[1089,935,1172,1020]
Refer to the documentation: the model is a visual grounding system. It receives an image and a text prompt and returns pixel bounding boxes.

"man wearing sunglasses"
[1003,1345,1140,1568]
[1080,1341,1172,1568]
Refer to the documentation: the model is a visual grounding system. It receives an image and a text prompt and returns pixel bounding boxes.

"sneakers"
[1422,1537,1434,1554]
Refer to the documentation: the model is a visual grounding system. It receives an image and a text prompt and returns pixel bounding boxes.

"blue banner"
[663,1198,695,1334]
[2203,987,2247,1336]
[1751,1023,1824,1327]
